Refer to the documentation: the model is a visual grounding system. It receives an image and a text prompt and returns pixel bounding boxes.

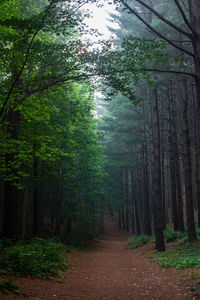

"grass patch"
[154,242,200,269]
[0,238,68,278]
[127,234,153,249]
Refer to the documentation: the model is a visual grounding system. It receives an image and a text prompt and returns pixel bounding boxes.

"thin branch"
[169,40,191,43]
[4,73,93,116]
[0,0,54,117]
[120,1,194,57]
[173,0,194,34]
[0,90,28,95]
[124,0,192,38]
[144,68,196,78]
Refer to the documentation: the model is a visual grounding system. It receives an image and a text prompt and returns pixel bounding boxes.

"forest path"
[4,217,194,300]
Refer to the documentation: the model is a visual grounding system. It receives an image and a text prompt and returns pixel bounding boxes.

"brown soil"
[0,217,197,300]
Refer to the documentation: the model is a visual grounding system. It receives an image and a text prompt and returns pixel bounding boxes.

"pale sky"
[83,1,118,42]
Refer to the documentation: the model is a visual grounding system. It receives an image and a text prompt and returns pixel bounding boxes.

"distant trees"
[97,0,200,251]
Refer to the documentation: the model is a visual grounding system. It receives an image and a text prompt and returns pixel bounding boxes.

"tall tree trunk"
[55,168,62,236]
[33,155,41,236]
[160,106,167,230]
[151,88,165,251]
[118,205,122,229]
[3,111,21,239]
[143,149,151,235]
[131,171,141,236]
[121,168,126,230]
[181,80,197,242]
[168,95,179,231]
[135,196,141,236]
[125,168,129,233]
[121,200,125,231]
[189,0,200,109]
[191,86,200,227]
[130,169,135,235]
[3,175,20,239]
[174,131,185,232]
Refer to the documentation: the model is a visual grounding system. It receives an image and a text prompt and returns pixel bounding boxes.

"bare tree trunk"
[33,154,40,236]
[168,94,179,231]
[181,80,197,242]
[131,170,141,236]
[174,132,185,232]
[3,111,21,239]
[143,147,152,235]
[121,168,126,230]
[125,168,130,232]
[151,88,165,251]
[118,205,122,229]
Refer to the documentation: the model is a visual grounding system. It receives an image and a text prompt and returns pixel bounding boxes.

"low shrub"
[0,278,19,294]
[0,238,68,277]
[127,234,152,249]
[155,242,200,269]
[176,235,188,245]
[164,229,186,242]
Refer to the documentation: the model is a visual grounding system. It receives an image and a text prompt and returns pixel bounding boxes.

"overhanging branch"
[124,0,192,38]
[144,68,196,78]
[120,1,194,58]
[0,0,54,117]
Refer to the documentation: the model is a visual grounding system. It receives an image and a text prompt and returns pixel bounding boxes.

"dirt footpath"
[1,217,195,300]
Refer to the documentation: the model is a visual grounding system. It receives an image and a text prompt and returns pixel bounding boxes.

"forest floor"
[0,217,198,300]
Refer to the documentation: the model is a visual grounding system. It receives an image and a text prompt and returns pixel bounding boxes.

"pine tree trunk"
[143,156,152,235]
[182,116,197,241]
[151,88,165,251]
[33,155,40,236]
[169,114,179,231]
[121,203,125,231]
[125,168,129,233]
[160,111,167,230]
[142,118,152,235]
[181,80,197,242]
[3,176,20,238]
[118,206,122,229]
[55,168,62,236]
[131,199,135,234]
[174,132,185,232]
[132,171,141,236]
[3,111,21,239]
[135,197,141,236]
[121,168,126,230]
[189,0,200,109]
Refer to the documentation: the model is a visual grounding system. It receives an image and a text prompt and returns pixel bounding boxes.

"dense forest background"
[1,0,200,253]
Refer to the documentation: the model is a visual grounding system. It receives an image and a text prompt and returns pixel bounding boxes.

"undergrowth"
[127,234,153,249]
[0,238,68,278]
[128,226,200,275]
[164,229,186,242]
[154,242,200,269]
[0,278,19,294]
[127,229,187,250]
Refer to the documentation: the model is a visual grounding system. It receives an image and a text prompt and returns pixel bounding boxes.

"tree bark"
[151,88,165,251]
[124,168,130,233]
[189,0,200,109]
[3,111,21,239]
[181,80,197,242]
